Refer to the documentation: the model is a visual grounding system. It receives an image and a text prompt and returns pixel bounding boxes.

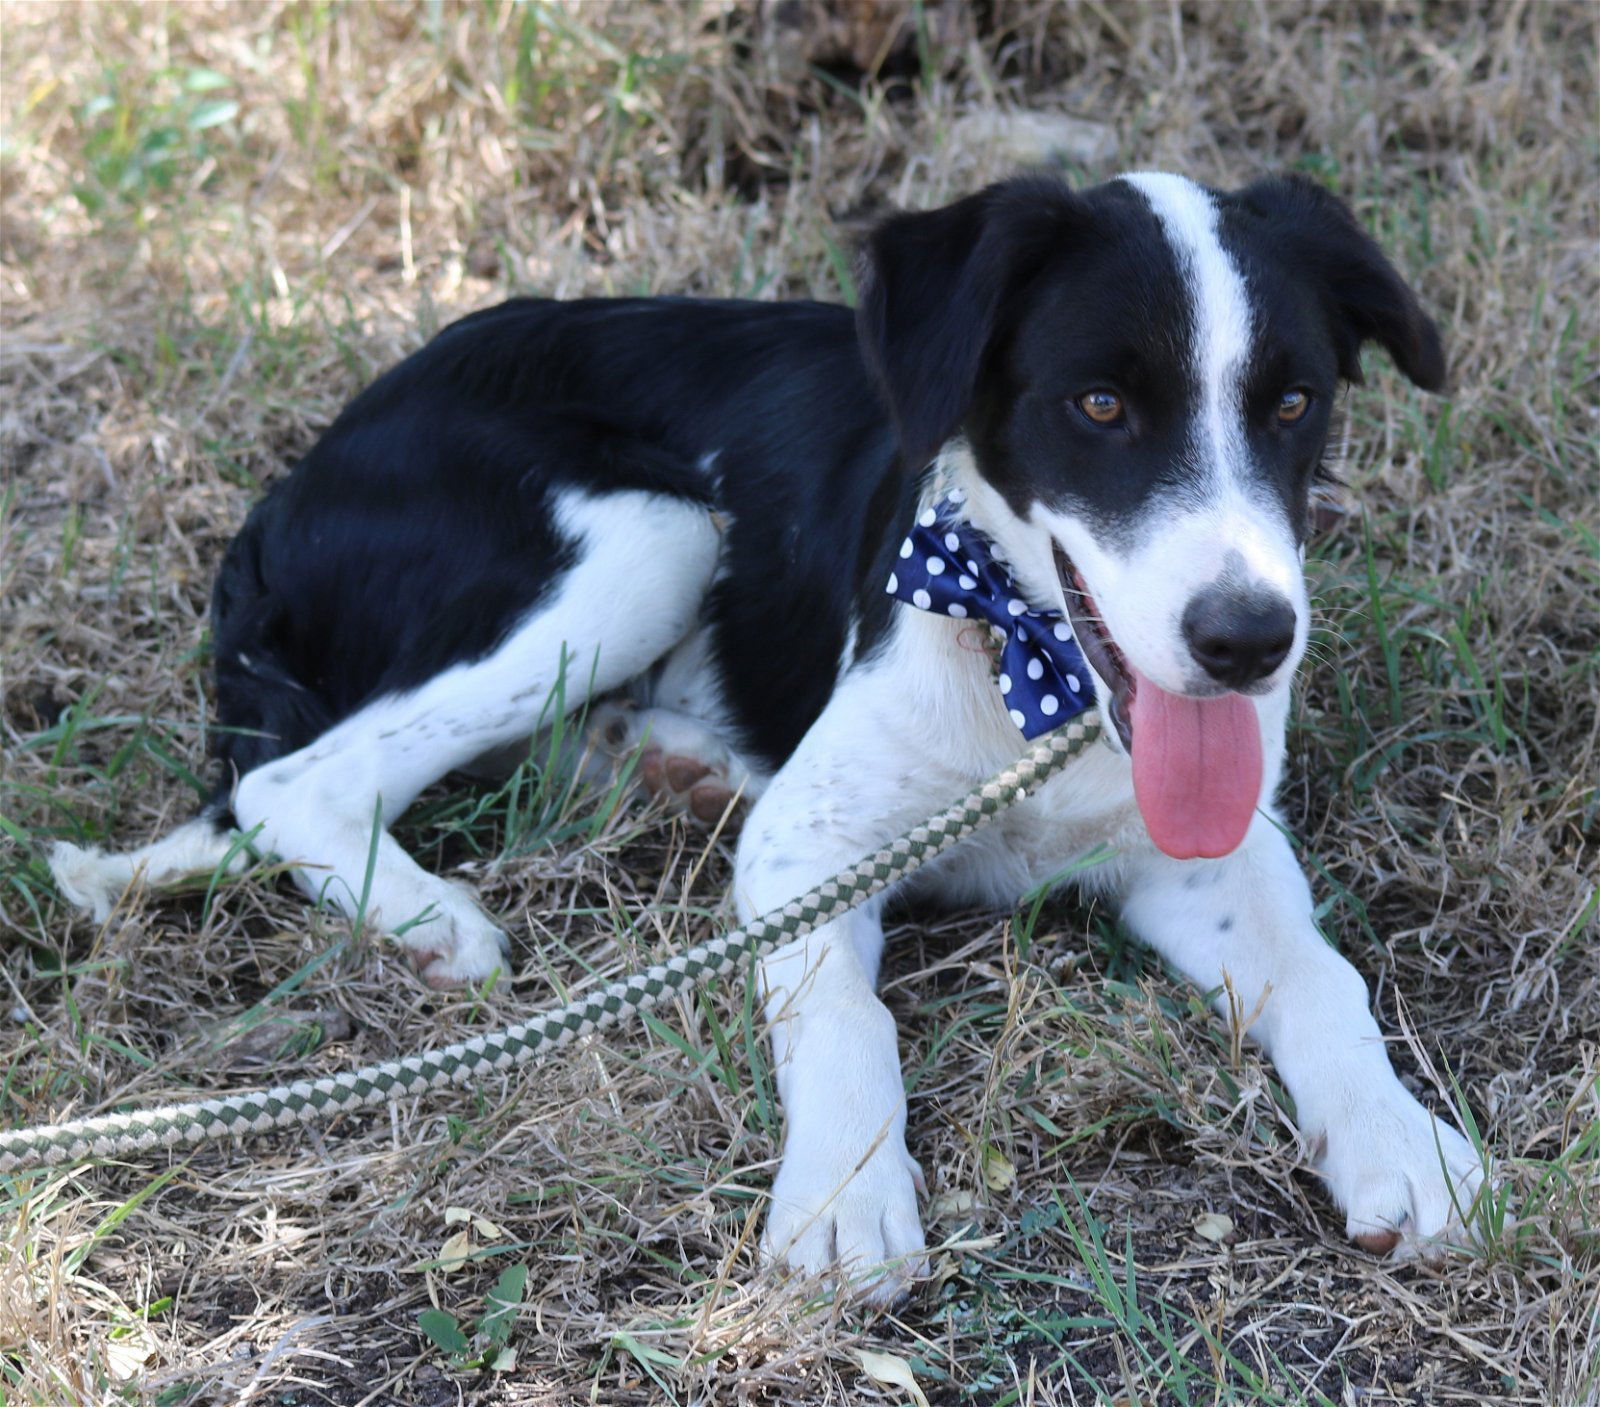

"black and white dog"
[53,171,1484,1302]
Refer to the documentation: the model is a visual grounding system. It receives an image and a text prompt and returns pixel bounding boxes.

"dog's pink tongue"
[1129,666,1263,860]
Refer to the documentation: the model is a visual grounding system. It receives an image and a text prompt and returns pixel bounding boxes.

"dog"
[51,170,1485,1303]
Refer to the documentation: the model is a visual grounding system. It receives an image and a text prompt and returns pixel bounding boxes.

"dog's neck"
[931,440,1067,618]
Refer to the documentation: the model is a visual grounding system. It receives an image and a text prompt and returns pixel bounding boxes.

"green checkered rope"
[1,713,1102,1174]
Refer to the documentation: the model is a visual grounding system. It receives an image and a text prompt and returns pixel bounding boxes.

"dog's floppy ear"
[859,177,1082,466]
[1240,173,1446,391]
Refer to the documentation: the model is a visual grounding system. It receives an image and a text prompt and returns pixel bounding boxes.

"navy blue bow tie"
[885,490,1096,738]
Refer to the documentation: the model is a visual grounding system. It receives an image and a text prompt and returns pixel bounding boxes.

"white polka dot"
[949,487,965,502]
[1054,622,1072,642]
[900,539,913,559]
[948,602,967,618]
[958,574,976,590]
[999,672,1012,694]
[1007,599,1026,616]
[919,508,936,527]
[1041,694,1059,715]
[1067,673,1080,692]
[912,588,931,609]
[927,557,945,575]
[1027,657,1044,681]
[944,532,961,551]
[967,560,979,575]
[887,573,898,593]
[1009,709,1026,729]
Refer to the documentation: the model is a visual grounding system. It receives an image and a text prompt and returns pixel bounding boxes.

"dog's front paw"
[1313,1080,1486,1258]
[762,1131,929,1306]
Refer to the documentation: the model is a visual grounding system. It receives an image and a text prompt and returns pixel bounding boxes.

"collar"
[886,489,1096,738]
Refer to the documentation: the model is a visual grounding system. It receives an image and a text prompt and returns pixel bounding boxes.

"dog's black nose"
[1182,587,1297,689]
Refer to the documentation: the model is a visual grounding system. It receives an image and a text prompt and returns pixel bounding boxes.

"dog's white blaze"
[1122,171,1254,492]
[991,172,1303,696]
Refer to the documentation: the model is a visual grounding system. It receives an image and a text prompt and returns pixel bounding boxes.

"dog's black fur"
[211,298,904,779]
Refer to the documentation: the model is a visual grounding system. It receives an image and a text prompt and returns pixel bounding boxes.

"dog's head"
[859,172,1444,857]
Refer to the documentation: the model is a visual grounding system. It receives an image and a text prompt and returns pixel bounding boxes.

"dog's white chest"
[909,740,1144,909]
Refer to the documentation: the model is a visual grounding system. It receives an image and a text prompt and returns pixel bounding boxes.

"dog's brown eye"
[1078,390,1124,426]
[1277,389,1311,424]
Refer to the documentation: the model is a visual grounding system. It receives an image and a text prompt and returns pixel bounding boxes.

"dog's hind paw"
[393,884,512,989]
[592,703,758,825]
[639,747,741,824]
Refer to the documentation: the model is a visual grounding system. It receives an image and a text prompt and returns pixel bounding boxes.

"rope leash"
[1,714,1102,1174]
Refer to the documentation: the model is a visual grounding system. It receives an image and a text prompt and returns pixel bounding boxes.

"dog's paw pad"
[415,935,508,989]
[639,748,742,826]
[594,705,752,824]
[688,780,737,824]
[637,746,663,791]
[1353,1227,1403,1256]
[664,755,711,791]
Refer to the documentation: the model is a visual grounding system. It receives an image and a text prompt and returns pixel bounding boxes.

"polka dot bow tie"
[886,490,1097,738]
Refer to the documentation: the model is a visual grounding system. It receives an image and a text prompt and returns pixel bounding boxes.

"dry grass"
[2,1,1597,1404]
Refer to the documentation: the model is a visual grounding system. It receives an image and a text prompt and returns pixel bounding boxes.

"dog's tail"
[48,804,248,924]
[47,490,326,924]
